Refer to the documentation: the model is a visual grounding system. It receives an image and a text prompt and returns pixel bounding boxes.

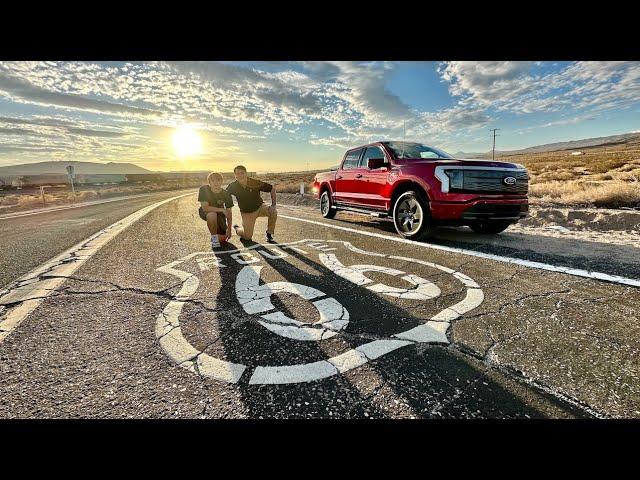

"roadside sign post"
[66,165,76,202]
[299,182,304,195]
[40,186,46,207]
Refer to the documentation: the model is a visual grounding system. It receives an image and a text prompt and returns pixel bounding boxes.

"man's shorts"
[198,207,227,233]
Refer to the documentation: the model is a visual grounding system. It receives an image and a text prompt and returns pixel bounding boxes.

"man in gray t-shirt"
[198,172,234,248]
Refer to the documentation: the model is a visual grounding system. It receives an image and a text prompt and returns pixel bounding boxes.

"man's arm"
[270,184,277,207]
[225,207,233,237]
[200,202,226,213]
[259,181,276,207]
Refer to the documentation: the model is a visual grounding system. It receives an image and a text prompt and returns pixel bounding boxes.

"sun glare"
[171,126,203,158]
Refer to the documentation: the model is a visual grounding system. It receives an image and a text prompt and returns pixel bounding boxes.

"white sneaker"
[211,235,220,248]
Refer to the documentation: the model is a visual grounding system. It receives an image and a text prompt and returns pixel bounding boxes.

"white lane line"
[279,214,640,288]
[0,192,165,220]
[0,193,192,343]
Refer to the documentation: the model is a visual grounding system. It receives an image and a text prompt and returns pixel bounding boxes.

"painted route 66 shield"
[155,239,484,385]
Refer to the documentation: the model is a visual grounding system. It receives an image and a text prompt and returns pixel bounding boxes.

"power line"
[489,128,500,160]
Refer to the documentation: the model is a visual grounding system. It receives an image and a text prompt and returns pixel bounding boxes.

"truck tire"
[320,190,337,219]
[392,190,434,240]
[469,220,511,234]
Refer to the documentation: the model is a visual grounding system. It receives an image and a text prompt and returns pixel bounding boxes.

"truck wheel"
[392,190,434,240]
[320,191,337,219]
[469,220,512,234]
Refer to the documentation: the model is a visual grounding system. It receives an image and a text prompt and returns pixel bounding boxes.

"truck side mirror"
[367,158,387,169]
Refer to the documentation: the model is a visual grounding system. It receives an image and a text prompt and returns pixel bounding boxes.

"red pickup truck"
[313,141,529,239]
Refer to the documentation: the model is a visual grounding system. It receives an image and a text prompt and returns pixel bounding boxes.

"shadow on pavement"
[212,247,390,418]
[207,240,587,419]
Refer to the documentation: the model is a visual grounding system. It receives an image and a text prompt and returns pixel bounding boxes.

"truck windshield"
[383,142,453,160]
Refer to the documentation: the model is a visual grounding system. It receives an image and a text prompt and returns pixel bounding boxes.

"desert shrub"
[0,194,20,206]
[530,180,640,208]
[592,173,614,181]
[617,163,640,172]
[589,157,631,174]
[533,170,577,182]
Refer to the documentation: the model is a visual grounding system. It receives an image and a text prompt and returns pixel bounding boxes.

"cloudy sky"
[0,61,638,172]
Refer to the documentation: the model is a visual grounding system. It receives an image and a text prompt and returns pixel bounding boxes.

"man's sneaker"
[265,231,275,243]
[211,235,220,249]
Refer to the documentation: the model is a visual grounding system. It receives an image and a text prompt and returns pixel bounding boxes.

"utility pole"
[489,128,500,160]
[401,120,406,158]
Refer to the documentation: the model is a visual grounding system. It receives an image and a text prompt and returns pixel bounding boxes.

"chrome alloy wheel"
[395,194,423,236]
[320,191,331,216]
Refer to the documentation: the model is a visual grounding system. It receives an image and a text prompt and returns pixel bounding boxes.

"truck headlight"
[445,170,463,189]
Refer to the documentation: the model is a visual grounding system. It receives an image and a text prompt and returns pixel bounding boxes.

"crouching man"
[226,165,277,243]
[198,172,234,249]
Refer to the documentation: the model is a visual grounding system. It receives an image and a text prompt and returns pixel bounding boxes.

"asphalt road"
[1,192,639,418]
[0,190,193,290]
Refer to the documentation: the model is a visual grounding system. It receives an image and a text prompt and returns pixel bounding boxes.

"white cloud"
[1,60,638,167]
[439,61,640,115]
[439,61,535,106]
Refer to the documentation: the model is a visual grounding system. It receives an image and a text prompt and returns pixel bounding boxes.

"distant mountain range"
[0,161,152,176]
[2,132,639,174]
[453,132,640,159]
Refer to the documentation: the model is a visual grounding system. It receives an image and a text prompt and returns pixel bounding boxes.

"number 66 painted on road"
[235,255,443,342]
[155,239,484,385]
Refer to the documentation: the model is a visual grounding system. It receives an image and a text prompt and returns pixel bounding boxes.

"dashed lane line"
[278,214,640,288]
[0,193,193,343]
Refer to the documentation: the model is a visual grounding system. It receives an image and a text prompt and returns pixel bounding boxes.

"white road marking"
[257,247,288,259]
[0,192,159,220]
[157,239,484,385]
[235,264,349,341]
[250,361,338,385]
[0,193,193,343]
[231,252,260,264]
[155,258,246,383]
[355,339,413,360]
[319,253,442,300]
[279,214,640,288]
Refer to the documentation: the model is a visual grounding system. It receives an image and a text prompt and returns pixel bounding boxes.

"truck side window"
[360,146,385,168]
[342,148,363,170]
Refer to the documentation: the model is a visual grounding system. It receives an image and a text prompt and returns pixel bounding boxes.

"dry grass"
[257,142,640,208]
[529,180,640,208]
[256,171,316,194]
[255,141,640,209]
[3,139,639,212]
[496,138,640,208]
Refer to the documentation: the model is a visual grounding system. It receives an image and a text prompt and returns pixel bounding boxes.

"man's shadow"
[209,237,390,418]
[210,239,587,418]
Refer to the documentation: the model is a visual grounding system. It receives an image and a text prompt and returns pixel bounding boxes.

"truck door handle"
[355,174,363,178]
[336,175,343,179]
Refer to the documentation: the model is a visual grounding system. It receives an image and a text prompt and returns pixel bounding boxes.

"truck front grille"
[455,170,529,194]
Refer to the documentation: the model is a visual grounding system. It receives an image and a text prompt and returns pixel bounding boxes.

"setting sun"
[171,126,203,158]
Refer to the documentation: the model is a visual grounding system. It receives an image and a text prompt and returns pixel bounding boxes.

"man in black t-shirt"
[198,172,234,248]
[225,165,277,243]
